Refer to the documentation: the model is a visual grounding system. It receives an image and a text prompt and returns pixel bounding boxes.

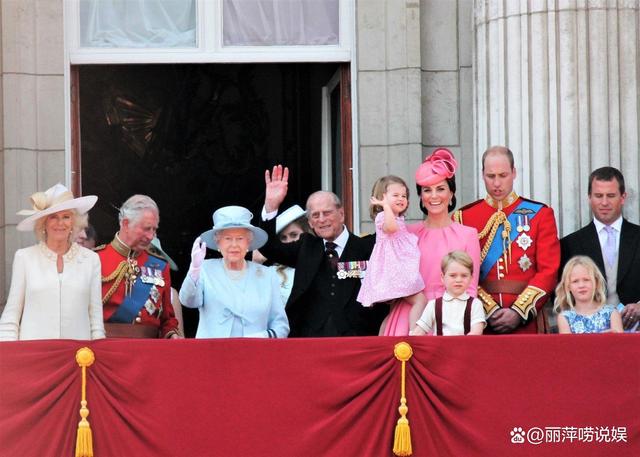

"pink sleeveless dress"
[357,212,424,307]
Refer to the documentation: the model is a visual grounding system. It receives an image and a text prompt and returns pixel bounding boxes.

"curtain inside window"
[80,0,196,48]
[223,0,339,46]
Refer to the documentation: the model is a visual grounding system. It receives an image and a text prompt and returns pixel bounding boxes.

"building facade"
[1,0,639,304]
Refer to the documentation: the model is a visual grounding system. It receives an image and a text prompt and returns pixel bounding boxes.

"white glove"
[189,237,207,282]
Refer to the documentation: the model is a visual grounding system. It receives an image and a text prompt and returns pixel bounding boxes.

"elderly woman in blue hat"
[179,206,289,338]
[0,183,105,340]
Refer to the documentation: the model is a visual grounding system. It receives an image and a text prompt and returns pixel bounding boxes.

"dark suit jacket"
[259,216,385,336]
[560,219,640,304]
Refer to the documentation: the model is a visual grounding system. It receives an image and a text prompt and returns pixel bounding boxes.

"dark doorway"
[77,63,345,336]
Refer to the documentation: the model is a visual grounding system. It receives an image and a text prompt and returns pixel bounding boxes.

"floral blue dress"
[561,305,616,333]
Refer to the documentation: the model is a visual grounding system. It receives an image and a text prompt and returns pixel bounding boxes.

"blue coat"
[179,260,289,338]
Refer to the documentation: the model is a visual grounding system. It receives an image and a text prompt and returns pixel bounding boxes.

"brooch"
[516,233,533,251]
[518,254,532,272]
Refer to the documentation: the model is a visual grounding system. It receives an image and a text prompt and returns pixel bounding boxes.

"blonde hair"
[441,250,473,275]
[34,209,86,242]
[369,175,410,220]
[553,256,607,312]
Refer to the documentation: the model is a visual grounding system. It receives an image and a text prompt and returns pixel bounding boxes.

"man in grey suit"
[560,166,640,330]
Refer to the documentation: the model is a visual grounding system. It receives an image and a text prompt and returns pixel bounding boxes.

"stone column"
[356,0,423,232]
[1,0,66,303]
[474,0,639,236]
[421,0,476,208]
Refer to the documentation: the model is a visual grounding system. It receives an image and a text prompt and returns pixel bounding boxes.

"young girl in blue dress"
[554,256,623,333]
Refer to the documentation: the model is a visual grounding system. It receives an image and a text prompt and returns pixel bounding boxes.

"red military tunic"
[97,235,180,338]
[454,192,560,333]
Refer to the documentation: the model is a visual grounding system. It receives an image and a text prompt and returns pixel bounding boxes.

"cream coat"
[0,243,105,340]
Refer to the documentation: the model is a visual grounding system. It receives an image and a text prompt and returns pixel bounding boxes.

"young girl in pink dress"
[357,175,427,335]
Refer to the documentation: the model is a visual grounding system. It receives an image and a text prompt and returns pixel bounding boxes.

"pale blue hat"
[200,206,268,251]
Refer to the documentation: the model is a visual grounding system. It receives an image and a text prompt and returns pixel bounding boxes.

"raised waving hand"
[264,165,289,213]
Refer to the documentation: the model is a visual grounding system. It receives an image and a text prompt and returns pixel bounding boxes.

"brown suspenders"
[435,296,474,335]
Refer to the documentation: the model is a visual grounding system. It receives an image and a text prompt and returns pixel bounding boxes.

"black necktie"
[325,241,339,270]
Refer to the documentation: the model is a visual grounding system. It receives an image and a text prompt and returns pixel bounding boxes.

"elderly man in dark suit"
[560,166,640,330]
[259,165,386,337]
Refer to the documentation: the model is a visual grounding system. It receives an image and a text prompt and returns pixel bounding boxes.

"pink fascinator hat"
[415,148,458,186]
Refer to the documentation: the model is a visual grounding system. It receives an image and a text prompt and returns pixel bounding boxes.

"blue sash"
[108,256,167,323]
[479,200,543,281]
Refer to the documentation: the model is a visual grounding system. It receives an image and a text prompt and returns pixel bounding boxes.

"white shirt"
[325,227,348,257]
[415,292,486,336]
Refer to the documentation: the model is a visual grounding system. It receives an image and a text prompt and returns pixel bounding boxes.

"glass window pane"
[80,0,196,48]
[223,0,339,46]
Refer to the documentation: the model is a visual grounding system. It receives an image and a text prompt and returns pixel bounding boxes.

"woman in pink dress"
[383,148,481,335]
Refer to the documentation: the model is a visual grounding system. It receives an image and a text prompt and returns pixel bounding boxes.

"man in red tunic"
[97,194,181,338]
[453,146,560,334]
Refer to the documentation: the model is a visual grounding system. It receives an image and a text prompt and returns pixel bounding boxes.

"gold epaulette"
[478,286,500,317]
[452,210,463,224]
[511,286,546,319]
[93,244,107,252]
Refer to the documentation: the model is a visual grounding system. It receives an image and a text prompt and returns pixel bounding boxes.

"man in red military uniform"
[453,146,560,334]
[97,194,181,338]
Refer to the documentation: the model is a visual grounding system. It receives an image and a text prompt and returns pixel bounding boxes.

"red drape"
[0,335,638,457]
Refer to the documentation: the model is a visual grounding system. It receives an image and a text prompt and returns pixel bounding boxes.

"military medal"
[144,298,157,316]
[336,261,367,280]
[518,254,532,272]
[516,233,533,251]
[149,285,160,303]
[153,267,165,287]
[140,266,151,284]
[140,266,165,287]
[514,209,533,233]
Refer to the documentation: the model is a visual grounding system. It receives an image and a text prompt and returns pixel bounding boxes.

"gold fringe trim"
[393,342,413,456]
[101,261,129,305]
[75,347,95,457]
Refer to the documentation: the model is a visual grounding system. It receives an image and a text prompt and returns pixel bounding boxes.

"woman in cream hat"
[179,206,289,338]
[0,183,105,340]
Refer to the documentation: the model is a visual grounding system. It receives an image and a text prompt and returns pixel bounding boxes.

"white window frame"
[64,0,353,64]
[63,0,361,230]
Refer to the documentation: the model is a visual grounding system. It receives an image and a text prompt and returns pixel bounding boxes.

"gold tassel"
[75,347,95,457]
[393,342,413,457]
